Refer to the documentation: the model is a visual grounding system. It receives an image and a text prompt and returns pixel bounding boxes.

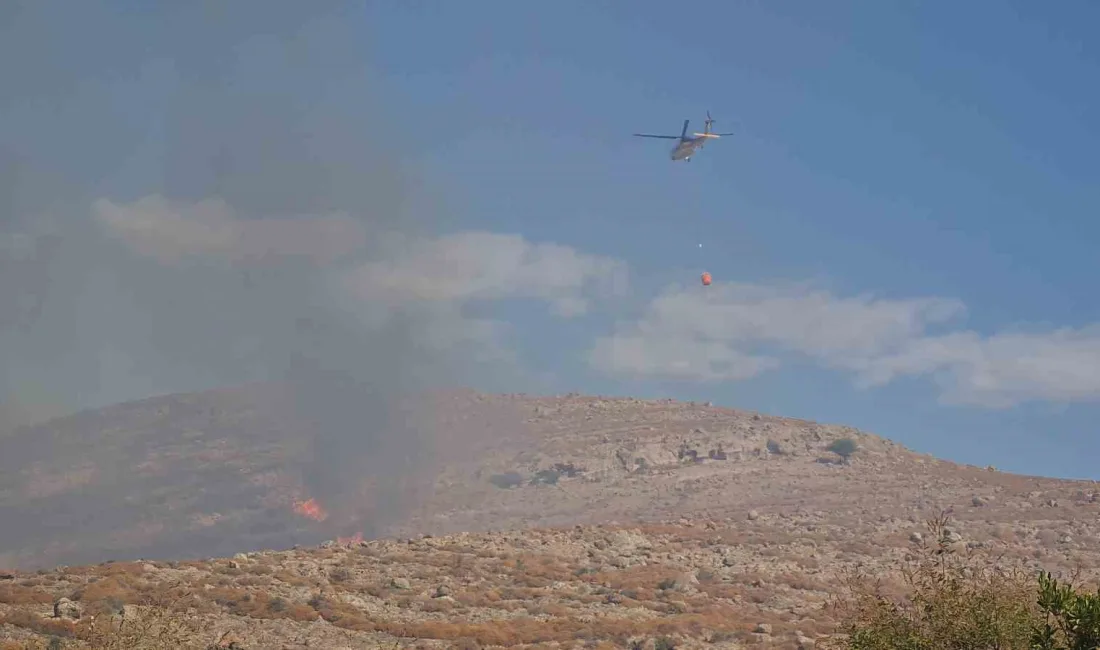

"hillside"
[1,387,1099,647]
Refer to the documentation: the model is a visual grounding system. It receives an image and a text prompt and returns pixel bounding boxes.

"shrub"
[1032,571,1100,649]
[529,469,560,486]
[489,472,523,489]
[830,512,1100,650]
[826,438,858,461]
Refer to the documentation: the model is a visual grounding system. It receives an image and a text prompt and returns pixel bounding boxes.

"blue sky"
[2,1,1098,480]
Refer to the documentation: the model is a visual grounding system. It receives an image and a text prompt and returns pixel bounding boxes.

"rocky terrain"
[2,387,1099,648]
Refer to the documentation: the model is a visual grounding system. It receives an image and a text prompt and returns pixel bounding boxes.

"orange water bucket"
[701,271,712,286]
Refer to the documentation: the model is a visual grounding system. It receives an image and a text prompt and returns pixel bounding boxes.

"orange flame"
[337,532,364,546]
[292,497,328,522]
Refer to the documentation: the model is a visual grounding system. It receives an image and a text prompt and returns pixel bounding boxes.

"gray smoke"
[0,2,475,535]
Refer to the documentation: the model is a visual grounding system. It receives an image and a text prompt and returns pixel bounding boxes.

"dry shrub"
[507,554,573,582]
[775,572,829,592]
[1037,530,1059,547]
[306,593,378,630]
[742,587,774,604]
[93,562,145,577]
[838,541,880,557]
[364,582,389,599]
[791,555,820,570]
[71,576,139,608]
[826,512,1039,650]
[584,565,683,593]
[72,589,216,650]
[0,611,77,638]
[206,586,318,622]
[378,609,750,645]
[724,571,769,587]
[236,576,271,587]
[272,570,311,587]
[0,584,54,605]
[420,598,453,614]
[697,581,742,601]
[539,603,573,617]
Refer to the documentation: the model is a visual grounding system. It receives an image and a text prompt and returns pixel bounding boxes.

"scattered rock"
[390,577,411,590]
[53,597,81,620]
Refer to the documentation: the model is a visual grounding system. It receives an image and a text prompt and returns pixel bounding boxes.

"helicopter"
[633,111,735,162]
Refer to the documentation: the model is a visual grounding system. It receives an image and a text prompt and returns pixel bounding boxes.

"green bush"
[831,512,1100,650]
[488,472,523,489]
[1032,571,1100,649]
[827,438,858,460]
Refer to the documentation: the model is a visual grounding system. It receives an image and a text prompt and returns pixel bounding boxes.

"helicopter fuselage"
[670,137,706,161]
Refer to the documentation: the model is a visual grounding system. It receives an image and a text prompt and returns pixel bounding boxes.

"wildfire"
[337,532,364,545]
[292,497,328,522]
[289,494,365,546]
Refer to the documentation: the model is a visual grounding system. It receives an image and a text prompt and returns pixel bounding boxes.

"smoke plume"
[0,2,481,543]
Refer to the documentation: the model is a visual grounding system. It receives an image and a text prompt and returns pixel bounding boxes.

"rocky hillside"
[2,386,1098,573]
[2,513,1099,649]
[2,387,1100,648]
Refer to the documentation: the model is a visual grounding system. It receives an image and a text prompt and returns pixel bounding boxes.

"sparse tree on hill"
[827,438,858,463]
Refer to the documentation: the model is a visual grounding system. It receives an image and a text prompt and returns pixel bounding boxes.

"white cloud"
[340,230,628,317]
[93,196,628,370]
[590,280,1100,408]
[863,327,1100,407]
[335,230,628,368]
[92,195,367,265]
[94,195,1100,409]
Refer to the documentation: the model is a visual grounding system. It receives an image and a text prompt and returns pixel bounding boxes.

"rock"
[434,584,452,598]
[672,571,699,591]
[722,555,737,567]
[53,597,82,620]
[972,496,988,507]
[909,532,924,544]
[390,577,411,590]
[755,623,773,634]
[747,510,760,521]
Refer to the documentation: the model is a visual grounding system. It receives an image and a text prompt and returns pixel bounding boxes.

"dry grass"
[0,585,55,605]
